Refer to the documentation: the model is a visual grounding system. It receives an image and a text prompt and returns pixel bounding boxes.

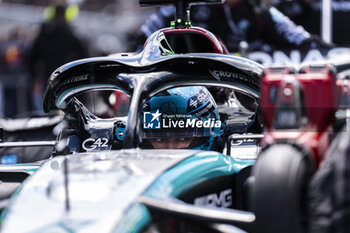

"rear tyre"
[251,144,315,233]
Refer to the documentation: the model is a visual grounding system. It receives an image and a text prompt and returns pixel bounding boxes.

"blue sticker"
[1,154,17,164]
[116,128,125,141]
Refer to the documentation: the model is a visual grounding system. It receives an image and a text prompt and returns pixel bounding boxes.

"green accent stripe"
[145,151,254,199]
[134,152,253,232]
[114,203,151,233]
[119,152,253,232]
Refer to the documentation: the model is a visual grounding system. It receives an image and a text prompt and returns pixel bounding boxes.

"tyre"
[251,144,315,233]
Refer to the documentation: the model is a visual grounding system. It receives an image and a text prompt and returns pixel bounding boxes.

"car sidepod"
[124,151,254,232]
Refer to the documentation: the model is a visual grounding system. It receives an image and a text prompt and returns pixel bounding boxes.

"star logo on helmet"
[151,109,162,122]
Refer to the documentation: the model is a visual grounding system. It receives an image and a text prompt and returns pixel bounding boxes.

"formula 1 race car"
[3,0,350,232]
[0,1,266,232]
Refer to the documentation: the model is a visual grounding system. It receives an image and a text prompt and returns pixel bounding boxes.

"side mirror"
[226,134,264,160]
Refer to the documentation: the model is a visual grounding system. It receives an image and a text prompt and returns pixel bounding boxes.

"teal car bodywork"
[1,150,254,233]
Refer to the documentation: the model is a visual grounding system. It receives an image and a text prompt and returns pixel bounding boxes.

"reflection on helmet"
[140,86,224,150]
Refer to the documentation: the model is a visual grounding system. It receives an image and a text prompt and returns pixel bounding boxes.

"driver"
[140,86,224,150]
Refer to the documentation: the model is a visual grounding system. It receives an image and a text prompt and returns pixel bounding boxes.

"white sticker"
[82,138,109,151]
